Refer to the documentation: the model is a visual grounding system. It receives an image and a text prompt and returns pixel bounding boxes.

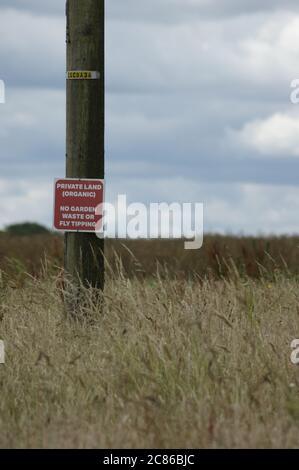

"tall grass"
[0,254,299,448]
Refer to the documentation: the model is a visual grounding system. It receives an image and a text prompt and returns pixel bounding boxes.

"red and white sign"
[53,178,104,232]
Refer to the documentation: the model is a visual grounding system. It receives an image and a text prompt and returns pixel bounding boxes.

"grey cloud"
[1,1,299,234]
[2,0,299,21]
[0,10,65,89]
[1,0,64,15]
[1,7,294,100]
[1,83,296,190]
[107,0,299,23]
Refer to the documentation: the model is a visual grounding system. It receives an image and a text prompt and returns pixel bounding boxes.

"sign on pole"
[53,178,104,233]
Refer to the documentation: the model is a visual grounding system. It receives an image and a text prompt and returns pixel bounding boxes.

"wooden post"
[65,0,105,299]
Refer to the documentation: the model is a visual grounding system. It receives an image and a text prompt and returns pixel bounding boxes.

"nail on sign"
[53,178,104,232]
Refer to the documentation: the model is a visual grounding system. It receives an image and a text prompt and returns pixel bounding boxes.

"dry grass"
[0,259,299,448]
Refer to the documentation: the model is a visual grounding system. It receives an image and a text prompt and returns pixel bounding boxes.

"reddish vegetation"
[0,233,298,281]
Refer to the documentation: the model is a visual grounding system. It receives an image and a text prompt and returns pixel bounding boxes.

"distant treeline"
[1,222,50,236]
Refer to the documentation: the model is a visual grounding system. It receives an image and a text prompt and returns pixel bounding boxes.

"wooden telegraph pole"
[65,0,105,299]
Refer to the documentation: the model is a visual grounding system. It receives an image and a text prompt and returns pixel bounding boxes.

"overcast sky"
[1,0,299,234]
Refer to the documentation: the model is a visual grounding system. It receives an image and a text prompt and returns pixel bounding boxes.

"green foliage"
[5,222,49,236]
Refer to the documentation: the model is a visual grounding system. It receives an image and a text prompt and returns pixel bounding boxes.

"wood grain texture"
[65,0,105,295]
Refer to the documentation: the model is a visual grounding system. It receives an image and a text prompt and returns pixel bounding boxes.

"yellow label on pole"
[67,71,100,80]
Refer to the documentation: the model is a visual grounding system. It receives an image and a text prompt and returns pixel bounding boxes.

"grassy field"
[0,235,299,448]
[2,233,299,281]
